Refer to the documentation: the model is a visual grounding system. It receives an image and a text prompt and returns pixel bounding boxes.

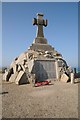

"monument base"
[33,37,47,44]
[28,43,54,51]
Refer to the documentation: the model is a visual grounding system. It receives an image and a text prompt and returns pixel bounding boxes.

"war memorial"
[3,13,74,85]
[2,13,79,119]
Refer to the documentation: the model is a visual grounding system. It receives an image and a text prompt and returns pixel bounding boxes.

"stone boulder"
[3,68,13,81]
[60,73,69,83]
[9,72,18,82]
[15,71,29,85]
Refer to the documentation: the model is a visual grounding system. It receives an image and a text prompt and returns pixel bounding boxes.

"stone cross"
[32,13,48,38]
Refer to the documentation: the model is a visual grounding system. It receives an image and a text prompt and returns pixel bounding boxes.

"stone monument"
[3,13,72,85]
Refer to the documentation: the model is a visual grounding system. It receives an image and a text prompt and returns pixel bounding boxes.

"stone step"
[29,43,54,51]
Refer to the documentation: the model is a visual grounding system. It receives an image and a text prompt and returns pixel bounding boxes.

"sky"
[2,2,78,68]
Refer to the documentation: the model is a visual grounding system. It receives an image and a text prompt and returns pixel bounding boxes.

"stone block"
[17,64,22,72]
[45,51,51,54]
[24,64,28,69]
[60,73,69,83]
[21,61,25,65]
[9,72,18,82]
[21,65,25,72]
[29,44,54,51]
[15,71,28,85]
[3,68,13,81]
[28,53,33,59]
[33,52,38,58]
[33,37,47,44]
[3,71,8,81]
[13,64,18,74]
[16,53,27,64]
[70,73,74,84]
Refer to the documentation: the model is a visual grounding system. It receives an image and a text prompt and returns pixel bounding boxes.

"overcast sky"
[2,2,78,68]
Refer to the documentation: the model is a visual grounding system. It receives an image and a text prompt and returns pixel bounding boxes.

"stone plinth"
[33,37,47,44]
[28,43,54,52]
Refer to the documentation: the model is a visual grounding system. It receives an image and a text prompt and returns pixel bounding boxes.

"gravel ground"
[1,74,79,118]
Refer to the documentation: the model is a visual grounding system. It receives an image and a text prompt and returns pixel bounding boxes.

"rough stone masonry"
[3,13,73,85]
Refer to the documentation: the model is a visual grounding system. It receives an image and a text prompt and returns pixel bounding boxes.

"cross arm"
[43,19,48,27]
[32,18,37,25]
[32,18,48,27]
